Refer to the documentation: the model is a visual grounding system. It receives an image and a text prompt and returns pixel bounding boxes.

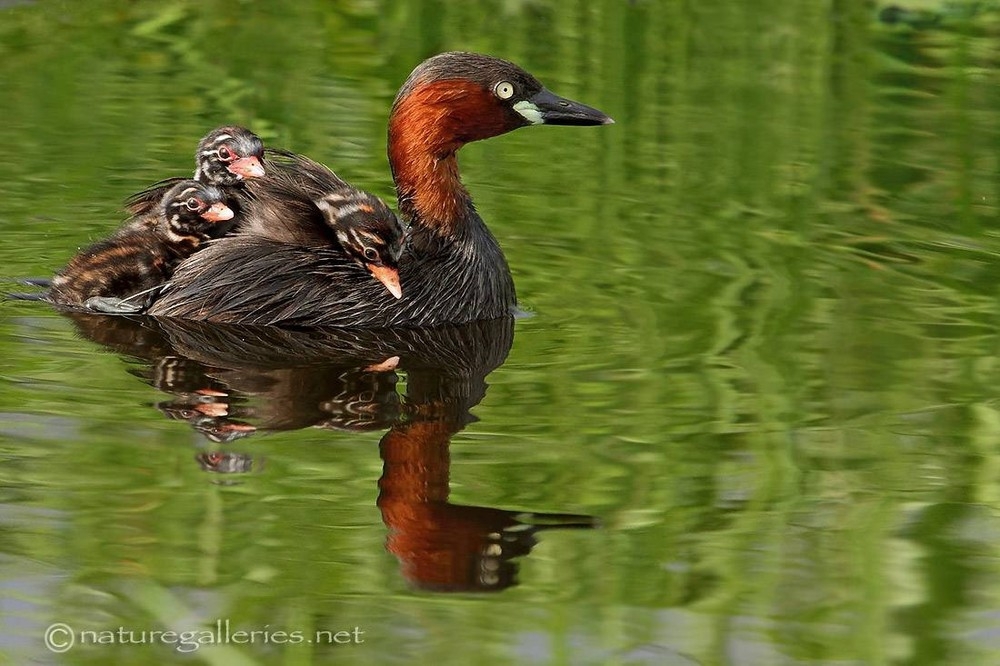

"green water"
[3,0,1000,664]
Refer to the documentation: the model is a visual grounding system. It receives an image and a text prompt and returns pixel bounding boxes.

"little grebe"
[241,149,405,298]
[48,181,234,313]
[125,126,266,228]
[148,52,612,327]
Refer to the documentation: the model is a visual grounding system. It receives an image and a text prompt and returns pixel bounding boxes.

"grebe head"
[195,126,266,186]
[162,181,235,242]
[388,52,612,226]
[390,52,613,152]
[314,191,406,299]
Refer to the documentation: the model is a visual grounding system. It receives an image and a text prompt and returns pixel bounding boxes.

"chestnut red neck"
[388,79,515,236]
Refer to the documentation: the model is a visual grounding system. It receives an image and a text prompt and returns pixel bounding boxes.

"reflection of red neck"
[377,420,506,591]
[378,421,455,505]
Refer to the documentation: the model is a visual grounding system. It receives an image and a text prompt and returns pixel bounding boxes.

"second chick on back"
[214,149,406,299]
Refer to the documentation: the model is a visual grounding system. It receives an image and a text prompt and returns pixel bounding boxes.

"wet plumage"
[241,150,405,298]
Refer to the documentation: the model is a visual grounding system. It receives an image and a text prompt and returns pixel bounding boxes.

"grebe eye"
[363,247,379,262]
[494,81,515,100]
[217,145,235,162]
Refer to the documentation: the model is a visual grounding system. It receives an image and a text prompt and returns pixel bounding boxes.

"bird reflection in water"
[64,312,595,592]
[195,451,256,475]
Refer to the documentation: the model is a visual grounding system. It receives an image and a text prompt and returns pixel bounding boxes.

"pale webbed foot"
[84,296,146,314]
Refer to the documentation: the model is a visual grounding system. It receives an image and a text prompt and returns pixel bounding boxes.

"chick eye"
[185,198,202,211]
[494,81,515,100]
[217,145,235,162]
[363,247,379,262]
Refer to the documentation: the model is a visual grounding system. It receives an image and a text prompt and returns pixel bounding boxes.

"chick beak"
[228,155,266,179]
[365,356,401,373]
[202,202,235,223]
[196,402,230,418]
[217,423,257,434]
[368,264,402,299]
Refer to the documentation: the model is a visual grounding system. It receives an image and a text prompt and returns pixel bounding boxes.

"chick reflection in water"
[66,313,595,592]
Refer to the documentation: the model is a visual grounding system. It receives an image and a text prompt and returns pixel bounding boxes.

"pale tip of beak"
[203,203,235,222]
[365,356,401,372]
[368,264,402,299]
[228,155,266,179]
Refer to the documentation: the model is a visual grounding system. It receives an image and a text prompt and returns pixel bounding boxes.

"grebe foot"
[84,296,146,314]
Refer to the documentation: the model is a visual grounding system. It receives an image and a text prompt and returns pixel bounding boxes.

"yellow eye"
[494,81,515,100]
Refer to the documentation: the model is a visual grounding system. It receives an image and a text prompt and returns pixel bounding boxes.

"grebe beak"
[202,202,235,222]
[516,88,614,126]
[368,264,403,299]
[213,422,257,434]
[196,402,230,418]
[228,155,266,179]
[364,356,401,373]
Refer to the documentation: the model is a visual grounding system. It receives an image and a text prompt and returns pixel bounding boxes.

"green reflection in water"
[2,0,1000,665]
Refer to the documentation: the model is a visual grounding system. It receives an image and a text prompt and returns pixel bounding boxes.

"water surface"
[2,1,1000,664]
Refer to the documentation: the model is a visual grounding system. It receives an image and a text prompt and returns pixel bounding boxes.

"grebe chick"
[125,126,265,229]
[231,150,405,299]
[49,181,234,313]
[314,190,404,298]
